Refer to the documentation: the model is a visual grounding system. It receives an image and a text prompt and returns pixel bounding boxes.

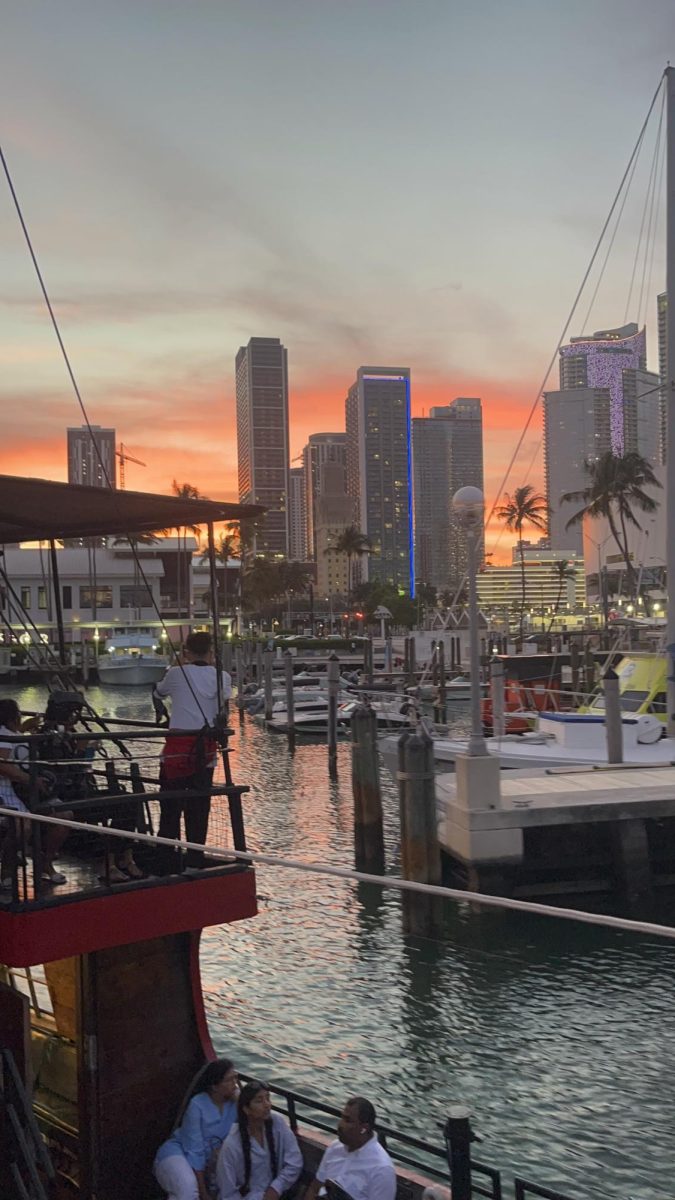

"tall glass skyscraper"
[345,366,413,595]
[67,425,116,489]
[235,337,290,557]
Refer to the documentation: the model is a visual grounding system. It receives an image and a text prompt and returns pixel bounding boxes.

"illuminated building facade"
[289,466,308,561]
[301,432,347,559]
[67,425,116,489]
[545,323,659,554]
[345,366,413,595]
[235,337,290,557]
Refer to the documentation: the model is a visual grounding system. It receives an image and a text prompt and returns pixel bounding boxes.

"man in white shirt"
[305,1097,397,1200]
[154,631,232,869]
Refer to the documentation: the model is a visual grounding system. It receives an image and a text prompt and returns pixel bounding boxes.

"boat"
[578,652,667,722]
[406,674,476,702]
[96,632,168,686]
[267,696,415,736]
[380,708,672,774]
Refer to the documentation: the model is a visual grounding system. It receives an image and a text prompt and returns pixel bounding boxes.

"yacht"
[96,632,168,686]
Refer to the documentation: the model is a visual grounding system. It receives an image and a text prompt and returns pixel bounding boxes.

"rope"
[5,806,675,943]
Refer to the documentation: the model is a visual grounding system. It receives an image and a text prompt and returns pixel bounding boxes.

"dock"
[436,763,675,907]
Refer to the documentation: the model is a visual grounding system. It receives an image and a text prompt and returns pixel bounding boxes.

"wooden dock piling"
[284,650,295,745]
[437,640,447,723]
[490,659,505,738]
[351,704,385,873]
[263,648,274,722]
[327,653,340,777]
[235,647,245,721]
[603,667,623,764]
[398,728,441,932]
[256,641,263,683]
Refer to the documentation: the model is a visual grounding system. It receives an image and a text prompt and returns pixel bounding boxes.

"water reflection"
[2,683,674,1199]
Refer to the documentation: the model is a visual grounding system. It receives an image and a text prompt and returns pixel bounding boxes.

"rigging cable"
[8,804,675,944]
[0,143,218,729]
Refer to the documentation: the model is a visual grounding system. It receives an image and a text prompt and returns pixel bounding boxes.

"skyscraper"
[544,323,659,553]
[301,433,347,559]
[67,425,116,489]
[288,467,308,561]
[235,337,290,557]
[413,397,484,589]
[345,366,413,595]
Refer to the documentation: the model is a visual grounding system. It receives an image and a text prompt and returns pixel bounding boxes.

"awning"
[0,474,265,543]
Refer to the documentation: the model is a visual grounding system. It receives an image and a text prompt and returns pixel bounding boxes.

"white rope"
[4,806,675,943]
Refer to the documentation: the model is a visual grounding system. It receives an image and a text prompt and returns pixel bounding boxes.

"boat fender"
[635,714,663,744]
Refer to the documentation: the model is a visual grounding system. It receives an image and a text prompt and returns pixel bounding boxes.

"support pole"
[206,523,223,717]
[666,65,675,735]
[443,1107,473,1200]
[263,648,274,722]
[384,635,393,675]
[256,640,263,684]
[284,649,295,744]
[398,728,440,933]
[408,635,416,688]
[351,704,385,873]
[235,646,245,721]
[437,639,447,723]
[327,652,340,777]
[490,658,505,739]
[48,539,67,667]
[603,667,623,764]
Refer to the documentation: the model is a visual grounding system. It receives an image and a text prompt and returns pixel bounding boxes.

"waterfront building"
[413,398,484,590]
[67,425,116,488]
[544,323,660,554]
[289,466,308,561]
[235,336,290,557]
[315,461,354,598]
[345,366,413,594]
[476,541,586,617]
[302,432,347,559]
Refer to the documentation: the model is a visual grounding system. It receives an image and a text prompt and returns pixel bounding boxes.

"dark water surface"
[5,683,675,1200]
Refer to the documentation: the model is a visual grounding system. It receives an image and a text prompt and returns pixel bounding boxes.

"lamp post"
[452,486,487,756]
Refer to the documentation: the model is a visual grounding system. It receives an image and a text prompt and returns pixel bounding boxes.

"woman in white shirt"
[216,1081,302,1200]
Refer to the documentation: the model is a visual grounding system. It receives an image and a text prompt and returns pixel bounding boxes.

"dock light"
[93,629,100,642]
[452,486,487,757]
[19,633,31,646]
[654,602,662,614]
[160,629,167,642]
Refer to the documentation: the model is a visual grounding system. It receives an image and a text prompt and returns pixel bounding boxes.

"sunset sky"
[1,1,672,561]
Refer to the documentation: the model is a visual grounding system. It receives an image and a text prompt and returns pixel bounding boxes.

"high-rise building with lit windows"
[345,366,413,595]
[67,425,116,489]
[288,467,307,561]
[413,397,484,589]
[301,432,347,559]
[235,337,290,557]
[544,322,659,554]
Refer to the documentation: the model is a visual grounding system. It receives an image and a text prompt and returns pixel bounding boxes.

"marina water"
[5,682,674,1200]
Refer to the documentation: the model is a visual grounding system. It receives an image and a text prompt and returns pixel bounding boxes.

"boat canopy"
[0,473,264,542]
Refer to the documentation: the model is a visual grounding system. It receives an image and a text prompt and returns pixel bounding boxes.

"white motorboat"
[267,695,414,736]
[97,633,168,686]
[380,710,674,773]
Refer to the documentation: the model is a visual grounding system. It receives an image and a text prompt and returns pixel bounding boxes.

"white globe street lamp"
[452,486,487,756]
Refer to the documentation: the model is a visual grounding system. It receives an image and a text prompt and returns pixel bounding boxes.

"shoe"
[41,870,67,885]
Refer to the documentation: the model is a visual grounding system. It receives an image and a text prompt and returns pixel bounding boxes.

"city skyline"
[0,3,672,562]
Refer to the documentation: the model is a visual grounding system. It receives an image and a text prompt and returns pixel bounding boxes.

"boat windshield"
[590,689,649,712]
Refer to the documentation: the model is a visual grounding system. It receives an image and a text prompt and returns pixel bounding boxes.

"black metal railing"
[0,1048,55,1200]
[0,723,251,907]
[237,1076,578,1200]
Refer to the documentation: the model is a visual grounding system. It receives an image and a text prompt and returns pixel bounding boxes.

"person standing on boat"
[304,1097,396,1200]
[215,1080,303,1200]
[154,1058,239,1200]
[154,631,232,868]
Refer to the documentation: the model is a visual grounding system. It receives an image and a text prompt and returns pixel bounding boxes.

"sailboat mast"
[667,66,675,735]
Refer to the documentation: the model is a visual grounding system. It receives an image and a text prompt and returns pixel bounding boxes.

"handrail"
[1,1048,55,1200]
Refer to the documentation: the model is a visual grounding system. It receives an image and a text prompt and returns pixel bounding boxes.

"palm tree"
[171,480,204,624]
[561,451,661,597]
[496,485,548,644]
[331,525,372,605]
[199,529,239,619]
[547,559,576,633]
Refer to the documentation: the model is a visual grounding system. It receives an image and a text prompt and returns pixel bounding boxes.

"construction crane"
[115,443,146,489]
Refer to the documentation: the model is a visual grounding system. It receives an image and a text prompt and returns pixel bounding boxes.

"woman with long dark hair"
[216,1081,303,1200]
[154,1059,239,1200]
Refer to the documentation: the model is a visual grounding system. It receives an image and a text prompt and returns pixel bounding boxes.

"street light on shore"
[452,485,487,757]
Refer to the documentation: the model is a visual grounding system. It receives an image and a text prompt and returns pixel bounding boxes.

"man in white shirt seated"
[154,631,232,869]
[305,1096,397,1200]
